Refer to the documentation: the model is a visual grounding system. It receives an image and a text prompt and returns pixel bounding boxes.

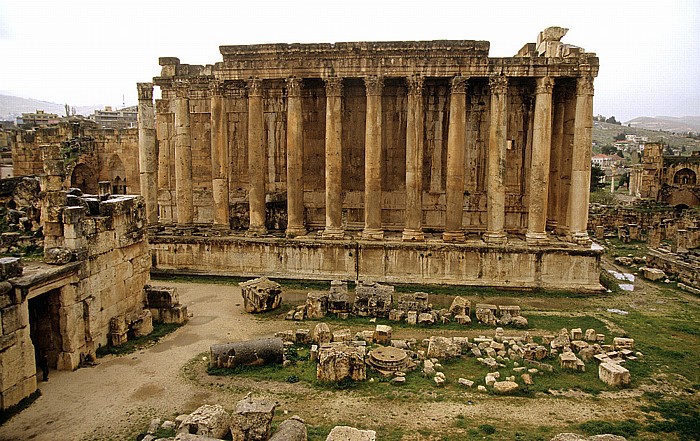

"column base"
[322,226,345,239]
[546,220,558,231]
[442,231,465,242]
[285,226,307,238]
[176,224,195,236]
[570,231,591,246]
[362,228,384,240]
[246,225,268,237]
[402,229,424,242]
[210,224,230,236]
[483,231,507,244]
[525,232,549,245]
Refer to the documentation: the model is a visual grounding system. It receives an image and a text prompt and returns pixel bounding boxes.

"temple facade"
[141,28,603,291]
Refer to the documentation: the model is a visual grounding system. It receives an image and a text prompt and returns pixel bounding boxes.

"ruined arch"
[108,155,127,195]
[673,168,697,185]
[667,189,700,208]
[70,163,99,194]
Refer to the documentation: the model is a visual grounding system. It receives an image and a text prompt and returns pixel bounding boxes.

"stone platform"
[150,230,603,292]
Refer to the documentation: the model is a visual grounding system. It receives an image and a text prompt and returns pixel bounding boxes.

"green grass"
[526,315,610,335]
[96,322,184,357]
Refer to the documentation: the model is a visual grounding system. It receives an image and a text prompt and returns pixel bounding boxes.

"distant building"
[16,110,59,127]
[89,106,138,129]
[591,153,624,169]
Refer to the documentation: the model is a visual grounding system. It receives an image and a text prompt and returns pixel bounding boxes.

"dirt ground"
[0,271,693,440]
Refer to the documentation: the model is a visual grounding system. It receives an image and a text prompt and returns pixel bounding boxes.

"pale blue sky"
[1,0,698,121]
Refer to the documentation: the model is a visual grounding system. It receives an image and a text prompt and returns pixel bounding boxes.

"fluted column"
[443,76,468,242]
[137,82,158,225]
[568,75,594,244]
[285,77,306,237]
[322,76,344,239]
[402,75,425,241]
[526,76,555,244]
[210,82,230,230]
[559,85,577,234]
[484,76,508,244]
[362,76,384,240]
[174,85,193,226]
[547,85,566,231]
[247,78,267,236]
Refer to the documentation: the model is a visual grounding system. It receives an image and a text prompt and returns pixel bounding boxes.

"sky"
[0,0,699,122]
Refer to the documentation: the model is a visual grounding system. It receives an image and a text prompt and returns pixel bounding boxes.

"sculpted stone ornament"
[539,26,568,42]
[406,75,424,96]
[535,76,555,95]
[247,77,263,97]
[137,82,154,101]
[450,75,468,94]
[286,77,302,97]
[323,76,343,97]
[576,76,595,96]
[489,76,508,95]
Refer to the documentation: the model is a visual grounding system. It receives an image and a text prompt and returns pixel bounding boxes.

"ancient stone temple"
[143,27,602,291]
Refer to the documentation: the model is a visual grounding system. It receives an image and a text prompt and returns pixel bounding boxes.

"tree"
[613,133,627,141]
[590,164,606,191]
[618,172,629,188]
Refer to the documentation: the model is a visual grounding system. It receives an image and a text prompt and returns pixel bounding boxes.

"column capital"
[286,77,303,97]
[535,76,555,95]
[209,81,226,96]
[406,75,424,96]
[324,76,343,97]
[247,78,263,97]
[576,75,595,96]
[364,75,384,96]
[137,82,154,101]
[488,75,509,95]
[450,75,468,94]
[174,83,190,99]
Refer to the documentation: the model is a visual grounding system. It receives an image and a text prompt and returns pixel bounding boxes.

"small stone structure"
[209,338,284,369]
[146,285,188,324]
[230,394,276,441]
[317,342,366,382]
[353,281,393,317]
[239,277,282,313]
[396,292,430,313]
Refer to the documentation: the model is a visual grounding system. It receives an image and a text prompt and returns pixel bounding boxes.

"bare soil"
[0,269,695,440]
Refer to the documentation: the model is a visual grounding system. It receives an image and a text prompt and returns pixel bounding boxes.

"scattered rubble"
[239,277,282,313]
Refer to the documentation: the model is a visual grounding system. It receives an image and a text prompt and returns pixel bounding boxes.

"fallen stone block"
[239,277,282,313]
[493,380,519,394]
[312,323,332,344]
[210,338,284,369]
[326,426,376,441]
[317,343,366,382]
[230,394,276,441]
[427,336,461,359]
[178,404,230,439]
[598,362,630,387]
[268,416,306,441]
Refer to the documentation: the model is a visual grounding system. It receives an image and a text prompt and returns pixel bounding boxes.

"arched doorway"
[673,168,697,185]
[109,156,127,195]
[71,163,98,194]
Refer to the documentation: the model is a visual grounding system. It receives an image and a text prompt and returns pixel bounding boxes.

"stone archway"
[667,189,700,208]
[673,168,697,185]
[71,163,99,194]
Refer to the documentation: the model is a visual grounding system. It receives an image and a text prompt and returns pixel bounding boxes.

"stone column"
[363,76,384,240]
[559,85,577,233]
[322,76,344,239]
[547,86,565,231]
[402,75,425,241]
[526,76,555,244]
[174,85,193,226]
[210,82,230,230]
[137,82,158,225]
[247,78,267,236]
[285,77,306,237]
[443,76,468,242]
[567,76,594,245]
[484,76,508,244]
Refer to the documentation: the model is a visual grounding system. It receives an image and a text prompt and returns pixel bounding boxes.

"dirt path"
[0,281,651,440]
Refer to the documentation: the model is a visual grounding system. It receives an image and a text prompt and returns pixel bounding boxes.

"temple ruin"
[140,27,602,291]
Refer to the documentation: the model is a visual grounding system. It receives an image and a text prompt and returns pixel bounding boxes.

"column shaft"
[247,78,267,235]
[568,76,595,244]
[174,87,193,226]
[402,75,425,241]
[559,85,577,233]
[547,87,565,230]
[443,76,468,242]
[137,82,158,224]
[363,76,384,240]
[210,83,230,229]
[526,77,555,244]
[286,77,306,237]
[484,76,508,244]
[323,77,344,239]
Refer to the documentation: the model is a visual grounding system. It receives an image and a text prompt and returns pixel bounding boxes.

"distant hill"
[626,116,700,134]
[0,94,103,121]
[593,121,700,152]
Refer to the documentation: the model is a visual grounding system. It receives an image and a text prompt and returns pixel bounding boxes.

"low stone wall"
[150,236,602,291]
[647,248,700,290]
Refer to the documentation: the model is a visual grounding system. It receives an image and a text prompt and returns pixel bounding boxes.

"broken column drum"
[210,338,284,369]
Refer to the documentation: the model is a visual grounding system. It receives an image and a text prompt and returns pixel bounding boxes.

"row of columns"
[139,74,594,245]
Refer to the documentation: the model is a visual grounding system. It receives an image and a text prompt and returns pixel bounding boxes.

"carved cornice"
[488,76,508,95]
[247,78,263,97]
[406,75,424,96]
[450,76,468,94]
[286,77,303,97]
[137,83,154,101]
[576,76,594,96]
[324,76,343,97]
[364,76,384,96]
[174,83,190,99]
[209,81,226,97]
[535,76,555,95]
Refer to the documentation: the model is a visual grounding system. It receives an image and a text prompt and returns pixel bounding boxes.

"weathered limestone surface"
[178,404,231,439]
[230,395,276,441]
[598,362,630,387]
[326,426,376,441]
[239,277,282,313]
[268,416,307,441]
[317,342,366,382]
[209,338,284,369]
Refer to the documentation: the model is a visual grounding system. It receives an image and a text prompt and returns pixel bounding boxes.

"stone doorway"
[28,288,63,372]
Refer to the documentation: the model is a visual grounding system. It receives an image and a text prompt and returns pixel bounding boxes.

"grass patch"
[526,315,609,335]
[578,419,641,438]
[0,390,41,425]
[640,392,700,441]
[96,322,184,357]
